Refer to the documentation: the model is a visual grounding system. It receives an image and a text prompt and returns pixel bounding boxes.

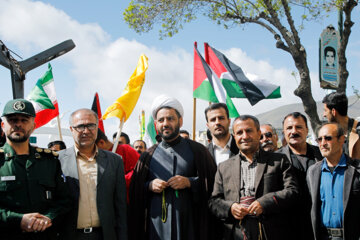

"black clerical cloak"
[128,138,217,240]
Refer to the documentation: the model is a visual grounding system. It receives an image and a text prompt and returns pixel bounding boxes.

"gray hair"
[69,108,98,126]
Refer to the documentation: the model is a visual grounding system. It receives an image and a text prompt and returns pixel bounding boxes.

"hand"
[31,215,52,232]
[149,179,168,193]
[247,200,263,217]
[230,203,249,220]
[21,213,38,232]
[167,175,190,190]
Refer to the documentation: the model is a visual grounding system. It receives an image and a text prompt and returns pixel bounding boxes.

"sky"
[0,0,359,147]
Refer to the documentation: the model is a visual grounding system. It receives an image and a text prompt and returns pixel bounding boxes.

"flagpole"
[56,116,63,141]
[192,98,196,141]
[112,117,125,153]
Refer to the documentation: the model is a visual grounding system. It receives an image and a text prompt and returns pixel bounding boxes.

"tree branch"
[281,0,301,47]
[337,0,357,93]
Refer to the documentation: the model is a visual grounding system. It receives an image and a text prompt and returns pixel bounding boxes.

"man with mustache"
[58,109,127,240]
[0,99,71,240]
[278,112,322,240]
[260,124,278,152]
[322,92,360,159]
[209,115,298,240]
[205,103,238,165]
[128,95,217,240]
[307,123,360,240]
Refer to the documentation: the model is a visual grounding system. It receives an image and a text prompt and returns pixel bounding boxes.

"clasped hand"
[149,176,190,193]
[230,200,263,220]
[21,213,52,232]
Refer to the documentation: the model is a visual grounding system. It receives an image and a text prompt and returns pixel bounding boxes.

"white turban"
[151,94,184,119]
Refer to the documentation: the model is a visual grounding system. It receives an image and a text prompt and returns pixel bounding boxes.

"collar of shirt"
[74,145,98,162]
[239,149,259,166]
[321,153,347,172]
[213,135,232,151]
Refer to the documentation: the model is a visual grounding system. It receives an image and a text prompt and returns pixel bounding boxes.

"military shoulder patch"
[52,151,59,157]
[36,148,43,153]
[44,149,51,154]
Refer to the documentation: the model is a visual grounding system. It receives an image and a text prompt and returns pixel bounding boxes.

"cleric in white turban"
[128,95,217,240]
[151,94,184,120]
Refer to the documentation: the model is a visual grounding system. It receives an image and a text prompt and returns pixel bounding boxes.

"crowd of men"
[0,91,359,240]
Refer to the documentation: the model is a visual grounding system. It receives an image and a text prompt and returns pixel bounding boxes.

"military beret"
[2,99,36,117]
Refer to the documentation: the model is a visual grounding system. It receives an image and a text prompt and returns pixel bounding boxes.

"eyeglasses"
[316,135,334,143]
[72,123,97,132]
[260,132,273,140]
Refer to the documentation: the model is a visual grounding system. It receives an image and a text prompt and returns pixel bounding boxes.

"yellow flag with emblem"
[103,54,148,121]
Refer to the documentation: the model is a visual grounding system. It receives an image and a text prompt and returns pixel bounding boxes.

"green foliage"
[123,0,350,39]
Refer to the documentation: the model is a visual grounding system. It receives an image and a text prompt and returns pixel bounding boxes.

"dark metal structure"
[0,39,75,99]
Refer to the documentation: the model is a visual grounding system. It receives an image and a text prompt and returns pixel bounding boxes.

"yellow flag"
[103,54,148,121]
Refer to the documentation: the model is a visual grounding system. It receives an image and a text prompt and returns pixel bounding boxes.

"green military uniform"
[0,143,72,239]
[0,98,72,240]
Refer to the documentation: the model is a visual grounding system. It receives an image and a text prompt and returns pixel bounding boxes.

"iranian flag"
[27,64,59,129]
[193,43,239,118]
[204,43,281,106]
[143,115,157,147]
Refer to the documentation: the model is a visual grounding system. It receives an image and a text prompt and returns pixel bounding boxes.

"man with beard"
[133,139,147,154]
[260,124,278,152]
[209,115,298,240]
[322,92,360,159]
[128,95,217,240]
[205,103,238,165]
[277,112,322,240]
[0,99,71,240]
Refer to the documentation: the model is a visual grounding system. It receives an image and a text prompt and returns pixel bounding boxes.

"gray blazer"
[209,150,299,240]
[58,147,128,240]
[306,155,360,240]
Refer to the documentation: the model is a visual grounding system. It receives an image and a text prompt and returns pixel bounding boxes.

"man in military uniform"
[0,99,72,240]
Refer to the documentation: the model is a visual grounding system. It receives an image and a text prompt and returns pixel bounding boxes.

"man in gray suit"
[209,115,298,240]
[307,123,360,240]
[58,109,127,240]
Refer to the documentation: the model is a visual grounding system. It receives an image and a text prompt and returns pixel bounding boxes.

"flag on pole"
[193,43,239,118]
[204,43,281,106]
[143,115,157,147]
[91,92,105,133]
[139,110,145,140]
[27,64,59,129]
[103,54,148,121]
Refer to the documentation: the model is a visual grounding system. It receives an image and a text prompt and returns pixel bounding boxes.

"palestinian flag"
[143,115,157,147]
[193,43,239,118]
[204,43,281,106]
[91,92,105,133]
[27,64,59,129]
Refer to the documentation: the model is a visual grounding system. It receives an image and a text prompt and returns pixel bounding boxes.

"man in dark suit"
[59,108,127,240]
[209,115,298,240]
[277,112,322,240]
[205,103,238,166]
[307,123,360,240]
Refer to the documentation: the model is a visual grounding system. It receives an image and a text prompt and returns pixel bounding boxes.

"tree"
[124,0,358,132]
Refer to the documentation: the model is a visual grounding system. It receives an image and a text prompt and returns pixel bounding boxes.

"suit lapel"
[230,136,239,157]
[231,155,241,198]
[63,147,79,181]
[254,151,266,194]
[97,149,108,186]
[311,162,322,212]
[343,159,354,213]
